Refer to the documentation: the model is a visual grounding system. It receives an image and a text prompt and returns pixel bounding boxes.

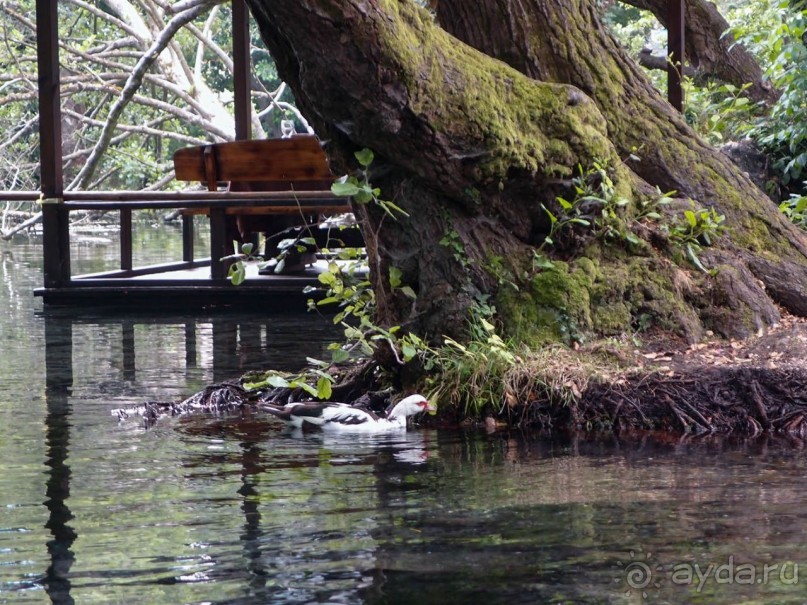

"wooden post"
[182,214,195,262]
[120,208,133,271]
[667,0,685,112]
[37,0,70,287]
[233,0,251,141]
[209,208,229,280]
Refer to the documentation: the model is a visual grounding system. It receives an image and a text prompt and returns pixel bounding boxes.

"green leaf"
[684,209,697,227]
[318,271,336,285]
[557,196,573,210]
[402,343,417,361]
[541,204,557,224]
[480,318,496,333]
[227,262,246,286]
[354,148,374,167]
[331,181,361,196]
[379,200,410,217]
[316,376,333,399]
[331,349,350,363]
[400,286,417,299]
[265,374,290,388]
[686,243,709,273]
[389,266,403,288]
[354,187,373,204]
[294,381,319,398]
[532,254,555,270]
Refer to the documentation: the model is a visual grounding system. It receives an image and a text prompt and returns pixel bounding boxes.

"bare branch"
[68,0,221,190]
[62,108,212,146]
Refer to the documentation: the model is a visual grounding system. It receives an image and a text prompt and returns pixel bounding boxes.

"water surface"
[1,226,806,604]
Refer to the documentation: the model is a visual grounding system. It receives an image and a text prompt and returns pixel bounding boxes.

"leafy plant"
[426,314,516,416]
[779,192,807,229]
[732,2,807,190]
[683,82,759,145]
[223,242,263,286]
[243,357,335,399]
[331,148,409,218]
[666,202,726,273]
[541,160,637,250]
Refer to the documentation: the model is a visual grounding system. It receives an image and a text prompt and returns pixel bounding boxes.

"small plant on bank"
[425,314,516,416]
[779,191,807,230]
[666,202,726,273]
[540,160,639,251]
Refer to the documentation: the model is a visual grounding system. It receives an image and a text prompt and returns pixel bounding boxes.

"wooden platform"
[34,258,333,310]
[34,136,360,311]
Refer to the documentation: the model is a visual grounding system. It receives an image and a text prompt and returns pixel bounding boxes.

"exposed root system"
[518,367,807,436]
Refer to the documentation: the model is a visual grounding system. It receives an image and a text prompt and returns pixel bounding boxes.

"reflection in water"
[30,308,340,604]
[5,227,807,603]
[42,319,76,605]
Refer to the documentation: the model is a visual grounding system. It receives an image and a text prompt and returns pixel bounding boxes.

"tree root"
[515,367,807,437]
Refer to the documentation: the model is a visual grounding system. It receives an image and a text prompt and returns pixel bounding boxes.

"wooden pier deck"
[34,258,333,310]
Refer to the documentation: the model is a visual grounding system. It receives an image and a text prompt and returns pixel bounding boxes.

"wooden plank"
[37,0,70,288]
[73,260,208,279]
[209,207,229,280]
[182,214,195,262]
[180,204,350,216]
[173,136,333,185]
[63,189,344,202]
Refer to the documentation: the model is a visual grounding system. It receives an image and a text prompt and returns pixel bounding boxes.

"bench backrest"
[173,136,334,192]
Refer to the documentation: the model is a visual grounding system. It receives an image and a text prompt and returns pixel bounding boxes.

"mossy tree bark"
[247,0,807,350]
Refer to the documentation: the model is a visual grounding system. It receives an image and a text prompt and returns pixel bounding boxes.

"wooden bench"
[173,135,354,278]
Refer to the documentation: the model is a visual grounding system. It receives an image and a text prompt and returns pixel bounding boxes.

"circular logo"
[615,549,664,598]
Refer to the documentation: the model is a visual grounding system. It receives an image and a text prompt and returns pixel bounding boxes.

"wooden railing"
[35,189,349,283]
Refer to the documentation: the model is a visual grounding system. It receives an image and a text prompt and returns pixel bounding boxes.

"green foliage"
[734,2,807,188]
[541,160,637,250]
[304,159,427,368]
[223,242,262,286]
[665,202,726,273]
[779,192,807,229]
[426,314,516,416]
[331,149,409,218]
[683,82,759,145]
[243,357,335,399]
[439,228,470,268]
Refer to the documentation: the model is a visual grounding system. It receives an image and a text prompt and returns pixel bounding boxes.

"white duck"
[261,394,435,432]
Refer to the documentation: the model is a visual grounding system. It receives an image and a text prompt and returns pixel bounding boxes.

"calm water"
[1,223,807,604]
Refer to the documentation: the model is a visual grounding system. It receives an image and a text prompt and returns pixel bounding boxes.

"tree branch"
[68,1,221,190]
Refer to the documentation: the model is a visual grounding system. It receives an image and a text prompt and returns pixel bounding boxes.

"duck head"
[388,394,436,420]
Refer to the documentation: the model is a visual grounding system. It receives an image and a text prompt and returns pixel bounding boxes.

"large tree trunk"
[247,0,807,350]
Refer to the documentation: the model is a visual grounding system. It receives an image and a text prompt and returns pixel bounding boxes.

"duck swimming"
[260,394,434,432]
